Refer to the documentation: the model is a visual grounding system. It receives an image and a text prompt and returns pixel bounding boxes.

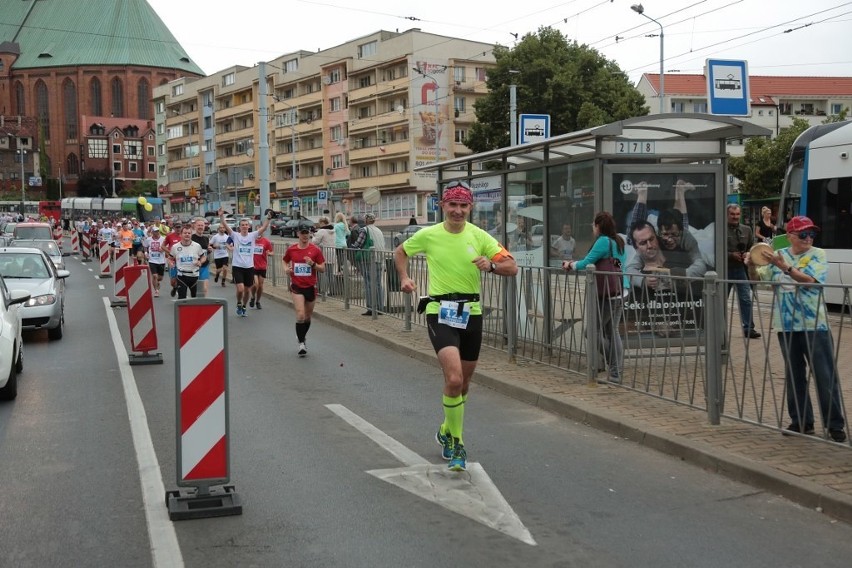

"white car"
[0,247,70,340]
[0,274,30,400]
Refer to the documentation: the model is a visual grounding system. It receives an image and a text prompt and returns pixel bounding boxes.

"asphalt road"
[2,254,852,567]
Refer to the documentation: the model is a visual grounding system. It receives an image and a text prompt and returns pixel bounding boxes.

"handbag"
[594,239,622,297]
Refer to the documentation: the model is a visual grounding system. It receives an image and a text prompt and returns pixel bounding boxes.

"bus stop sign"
[706,59,750,117]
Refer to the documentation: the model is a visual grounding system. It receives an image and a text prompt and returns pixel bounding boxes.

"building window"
[284,59,298,73]
[329,68,341,83]
[159,165,166,177]
[63,79,78,140]
[111,77,124,117]
[124,141,142,158]
[66,153,79,175]
[831,103,845,115]
[453,96,466,113]
[158,144,165,156]
[454,129,467,143]
[129,162,138,173]
[223,73,235,86]
[155,100,165,114]
[693,102,707,113]
[91,78,102,116]
[330,125,342,141]
[36,80,50,142]
[137,78,150,119]
[453,66,466,83]
[358,75,372,89]
[758,110,764,116]
[14,81,25,115]
[148,163,155,173]
[331,154,344,169]
[358,40,377,59]
[113,161,122,172]
[475,67,488,82]
[330,97,341,112]
[147,146,154,157]
[113,143,121,154]
[172,84,184,96]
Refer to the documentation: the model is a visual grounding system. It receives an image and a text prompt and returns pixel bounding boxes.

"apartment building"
[153,29,496,223]
[636,73,852,145]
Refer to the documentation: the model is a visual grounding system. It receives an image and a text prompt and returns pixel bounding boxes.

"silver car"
[0,247,69,340]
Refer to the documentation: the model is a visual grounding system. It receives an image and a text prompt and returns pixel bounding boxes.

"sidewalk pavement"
[259,285,852,525]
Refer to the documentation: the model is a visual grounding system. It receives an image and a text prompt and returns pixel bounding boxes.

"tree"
[464,27,648,153]
[728,117,811,198]
[75,169,124,198]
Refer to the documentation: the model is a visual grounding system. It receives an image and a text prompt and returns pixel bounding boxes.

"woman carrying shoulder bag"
[563,211,628,384]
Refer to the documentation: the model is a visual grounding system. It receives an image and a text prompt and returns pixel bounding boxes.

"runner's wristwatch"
[489,262,497,273]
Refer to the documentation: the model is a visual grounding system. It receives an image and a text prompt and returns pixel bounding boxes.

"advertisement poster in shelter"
[609,170,718,339]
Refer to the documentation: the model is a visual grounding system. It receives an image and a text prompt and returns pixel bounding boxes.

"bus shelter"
[417,114,771,349]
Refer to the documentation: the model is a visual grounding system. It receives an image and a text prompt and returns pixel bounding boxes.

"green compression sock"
[442,394,465,445]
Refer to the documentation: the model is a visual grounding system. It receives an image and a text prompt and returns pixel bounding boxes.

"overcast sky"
[146,0,852,82]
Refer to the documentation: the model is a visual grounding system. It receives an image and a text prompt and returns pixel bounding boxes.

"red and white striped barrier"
[80,232,92,262]
[112,248,130,305]
[167,299,241,520]
[98,242,112,277]
[70,230,80,255]
[124,265,161,365]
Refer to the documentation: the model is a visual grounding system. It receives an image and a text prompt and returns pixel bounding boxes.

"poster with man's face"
[610,171,718,341]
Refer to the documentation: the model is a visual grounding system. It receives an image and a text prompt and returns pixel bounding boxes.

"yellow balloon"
[138,196,147,205]
[144,203,153,212]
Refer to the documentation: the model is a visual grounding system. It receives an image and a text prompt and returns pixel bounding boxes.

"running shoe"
[214,273,219,283]
[236,304,243,316]
[448,443,467,472]
[255,301,262,310]
[298,342,307,356]
[436,428,454,460]
[249,297,255,308]
[153,289,159,298]
[170,287,177,297]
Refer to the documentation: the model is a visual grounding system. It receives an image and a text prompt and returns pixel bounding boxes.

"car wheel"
[48,314,63,340]
[15,343,22,374]
[0,358,17,400]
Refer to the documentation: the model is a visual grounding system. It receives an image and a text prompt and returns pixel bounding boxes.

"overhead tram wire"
[621,5,852,77]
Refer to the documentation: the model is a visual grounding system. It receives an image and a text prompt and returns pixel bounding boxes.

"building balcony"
[349,171,411,192]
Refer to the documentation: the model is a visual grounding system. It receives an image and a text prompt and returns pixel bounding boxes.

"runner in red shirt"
[282,223,325,356]
[249,234,274,309]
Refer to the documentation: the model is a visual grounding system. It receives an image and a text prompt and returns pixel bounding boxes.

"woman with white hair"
[755,206,776,243]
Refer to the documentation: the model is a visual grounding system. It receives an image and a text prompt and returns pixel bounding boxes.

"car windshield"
[0,253,50,279]
[13,240,60,257]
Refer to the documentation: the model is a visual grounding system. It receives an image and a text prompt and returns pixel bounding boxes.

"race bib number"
[293,263,312,276]
[179,255,195,264]
[238,245,252,255]
[149,251,164,262]
[253,246,264,255]
[438,301,471,329]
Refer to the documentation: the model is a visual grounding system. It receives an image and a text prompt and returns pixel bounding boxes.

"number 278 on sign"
[616,141,655,154]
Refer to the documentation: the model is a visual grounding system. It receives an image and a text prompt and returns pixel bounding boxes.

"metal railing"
[266,244,851,445]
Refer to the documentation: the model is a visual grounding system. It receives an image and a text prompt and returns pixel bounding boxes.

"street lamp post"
[631,3,665,114]
[17,149,26,212]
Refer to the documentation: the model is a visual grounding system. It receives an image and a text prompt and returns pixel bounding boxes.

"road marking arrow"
[326,404,536,546]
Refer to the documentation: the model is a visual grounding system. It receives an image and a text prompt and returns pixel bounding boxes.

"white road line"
[325,404,429,467]
[103,297,184,568]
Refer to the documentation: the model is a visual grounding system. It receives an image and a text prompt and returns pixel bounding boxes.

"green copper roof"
[0,0,203,74]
